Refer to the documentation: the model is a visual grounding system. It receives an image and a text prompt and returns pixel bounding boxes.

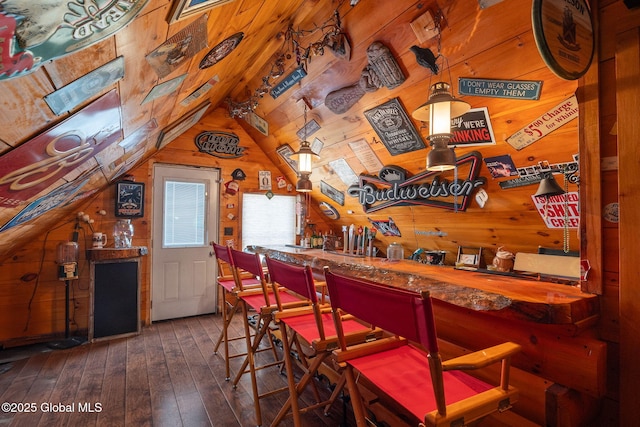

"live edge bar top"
[248,245,599,327]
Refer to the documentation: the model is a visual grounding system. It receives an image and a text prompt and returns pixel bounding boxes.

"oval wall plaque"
[532,0,594,80]
[195,131,246,159]
[199,32,244,69]
[319,201,340,220]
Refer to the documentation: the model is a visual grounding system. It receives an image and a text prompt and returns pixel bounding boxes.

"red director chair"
[324,267,521,427]
[211,242,262,381]
[227,247,308,426]
[265,256,379,427]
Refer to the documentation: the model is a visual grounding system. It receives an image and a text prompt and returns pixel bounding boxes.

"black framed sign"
[364,97,426,156]
[115,181,145,217]
[532,0,594,80]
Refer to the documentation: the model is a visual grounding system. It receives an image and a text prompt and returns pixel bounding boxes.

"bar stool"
[211,243,262,381]
[323,267,521,427]
[265,256,378,427]
[228,248,309,426]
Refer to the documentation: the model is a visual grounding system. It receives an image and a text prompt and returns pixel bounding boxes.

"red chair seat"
[348,344,493,420]
[283,312,368,344]
[241,288,301,311]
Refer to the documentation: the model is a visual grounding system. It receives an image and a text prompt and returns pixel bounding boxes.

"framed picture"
[276,144,298,173]
[115,181,145,218]
[157,101,210,149]
[168,0,236,23]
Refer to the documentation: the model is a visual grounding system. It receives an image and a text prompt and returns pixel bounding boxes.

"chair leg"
[344,366,368,427]
[272,321,303,427]
[240,300,263,427]
[213,288,240,381]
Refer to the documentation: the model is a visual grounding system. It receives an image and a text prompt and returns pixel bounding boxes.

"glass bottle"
[386,242,404,260]
[113,219,134,248]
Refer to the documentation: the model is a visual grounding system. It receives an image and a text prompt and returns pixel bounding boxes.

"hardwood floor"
[0,313,353,427]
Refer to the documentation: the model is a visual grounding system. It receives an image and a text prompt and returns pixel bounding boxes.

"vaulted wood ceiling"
[0,0,578,260]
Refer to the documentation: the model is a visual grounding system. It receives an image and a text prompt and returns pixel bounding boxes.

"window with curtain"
[163,180,206,247]
[241,193,296,249]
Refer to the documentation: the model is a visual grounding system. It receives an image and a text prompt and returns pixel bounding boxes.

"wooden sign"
[348,138,383,173]
[194,131,246,159]
[245,112,269,136]
[458,78,542,100]
[0,90,122,208]
[450,107,496,147]
[348,151,486,213]
[271,67,307,99]
[506,94,579,150]
[320,181,345,206]
[364,98,426,156]
[45,56,125,115]
[0,0,147,81]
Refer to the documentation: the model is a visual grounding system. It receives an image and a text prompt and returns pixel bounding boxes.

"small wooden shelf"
[86,246,148,261]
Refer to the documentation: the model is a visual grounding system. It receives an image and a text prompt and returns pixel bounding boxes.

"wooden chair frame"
[265,256,379,427]
[324,267,521,427]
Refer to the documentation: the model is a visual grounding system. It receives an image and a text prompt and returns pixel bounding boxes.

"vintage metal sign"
[45,56,125,115]
[364,98,426,156]
[296,119,321,140]
[320,181,345,206]
[458,78,542,100]
[0,0,148,80]
[348,151,486,213]
[506,94,579,150]
[0,177,89,232]
[194,131,246,159]
[450,107,496,147]
[532,191,580,229]
[146,14,208,79]
[0,90,122,207]
[271,67,307,99]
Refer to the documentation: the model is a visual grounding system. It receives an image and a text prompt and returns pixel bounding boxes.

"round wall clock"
[532,0,594,80]
[199,32,244,69]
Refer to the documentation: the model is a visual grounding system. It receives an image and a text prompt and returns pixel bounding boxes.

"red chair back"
[229,248,265,280]
[324,269,439,353]
[265,256,318,305]
[212,242,233,265]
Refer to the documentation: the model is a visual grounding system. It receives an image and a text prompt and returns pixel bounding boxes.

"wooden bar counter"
[249,245,606,426]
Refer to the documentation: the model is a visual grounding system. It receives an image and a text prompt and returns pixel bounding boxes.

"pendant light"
[291,104,319,192]
[410,13,470,171]
[412,82,470,171]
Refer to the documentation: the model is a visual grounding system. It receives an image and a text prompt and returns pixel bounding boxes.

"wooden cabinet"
[87,247,147,341]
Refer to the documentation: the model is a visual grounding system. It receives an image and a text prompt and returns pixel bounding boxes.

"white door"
[152,164,219,321]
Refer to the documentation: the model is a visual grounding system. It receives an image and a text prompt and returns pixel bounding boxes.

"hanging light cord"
[563,170,570,253]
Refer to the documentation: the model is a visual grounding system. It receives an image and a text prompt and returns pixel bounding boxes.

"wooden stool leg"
[345,366,368,427]
[239,300,263,426]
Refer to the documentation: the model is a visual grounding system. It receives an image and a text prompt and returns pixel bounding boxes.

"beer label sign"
[195,131,246,159]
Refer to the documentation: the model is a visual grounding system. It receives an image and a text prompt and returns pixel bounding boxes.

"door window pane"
[242,194,296,249]
[163,180,206,247]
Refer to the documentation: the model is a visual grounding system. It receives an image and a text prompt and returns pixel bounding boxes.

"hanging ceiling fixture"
[411,12,470,171]
[291,105,319,192]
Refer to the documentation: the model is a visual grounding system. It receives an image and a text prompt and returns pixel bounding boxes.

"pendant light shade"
[290,140,318,174]
[427,140,457,171]
[534,173,565,197]
[296,173,313,192]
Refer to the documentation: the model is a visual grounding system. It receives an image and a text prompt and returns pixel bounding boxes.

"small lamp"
[290,139,318,175]
[412,81,470,171]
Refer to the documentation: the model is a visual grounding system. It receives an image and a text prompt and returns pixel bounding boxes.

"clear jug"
[387,242,404,260]
[113,219,134,248]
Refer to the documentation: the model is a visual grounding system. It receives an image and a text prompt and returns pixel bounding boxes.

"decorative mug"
[92,232,107,248]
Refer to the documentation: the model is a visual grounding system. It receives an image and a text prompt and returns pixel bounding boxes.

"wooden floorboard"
[0,313,355,427]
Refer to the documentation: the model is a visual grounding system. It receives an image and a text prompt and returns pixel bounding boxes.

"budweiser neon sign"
[347,151,486,213]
